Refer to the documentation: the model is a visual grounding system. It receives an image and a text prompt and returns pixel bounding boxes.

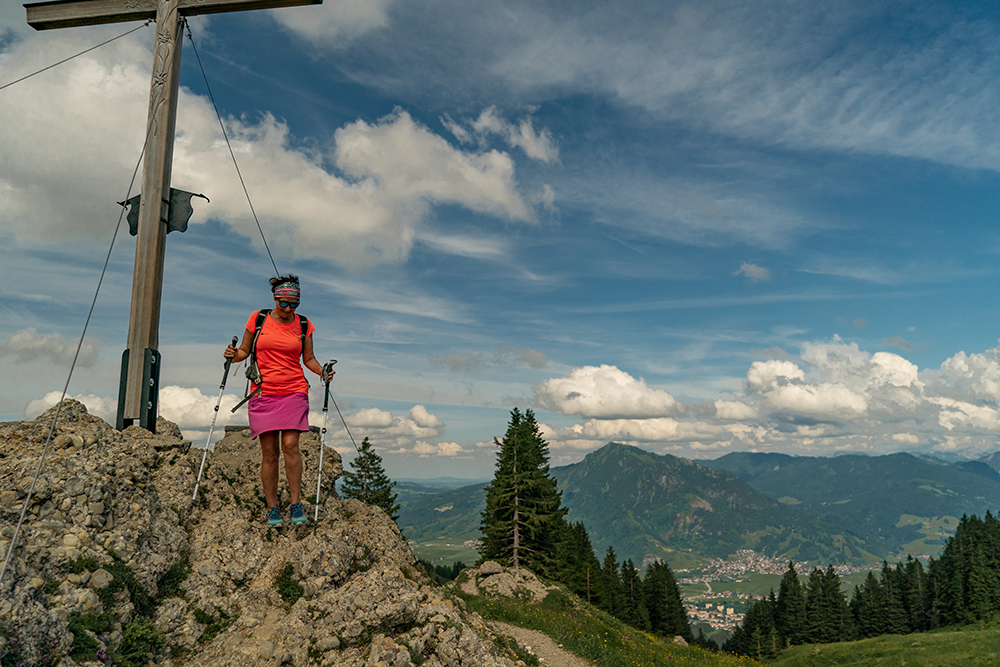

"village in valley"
[677,550,876,631]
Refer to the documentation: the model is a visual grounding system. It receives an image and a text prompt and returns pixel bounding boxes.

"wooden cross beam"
[24,0,321,431]
[26,0,321,30]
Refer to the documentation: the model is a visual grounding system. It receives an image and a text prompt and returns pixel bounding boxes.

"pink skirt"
[248,392,309,439]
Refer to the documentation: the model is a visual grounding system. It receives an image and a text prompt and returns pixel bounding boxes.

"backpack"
[231,309,310,412]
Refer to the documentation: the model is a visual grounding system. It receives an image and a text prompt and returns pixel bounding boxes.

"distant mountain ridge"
[701,451,1000,556]
[398,444,1000,567]
[550,443,874,566]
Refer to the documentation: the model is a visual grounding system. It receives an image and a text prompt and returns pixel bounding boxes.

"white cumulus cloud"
[536,339,1000,459]
[714,400,758,420]
[26,391,118,424]
[1,328,99,367]
[270,0,396,45]
[26,386,244,444]
[534,364,683,419]
[0,37,538,271]
[734,262,771,282]
[318,405,448,456]
[407,441,465,458]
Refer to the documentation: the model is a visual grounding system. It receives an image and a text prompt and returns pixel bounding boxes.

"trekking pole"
[192,336,238,503]
[314,360,337,522]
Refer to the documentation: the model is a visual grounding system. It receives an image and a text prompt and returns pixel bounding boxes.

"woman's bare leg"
[281,430,303,504]
[260,431,281,508]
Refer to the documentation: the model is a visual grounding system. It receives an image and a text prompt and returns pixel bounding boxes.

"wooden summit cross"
[25,0,321,432]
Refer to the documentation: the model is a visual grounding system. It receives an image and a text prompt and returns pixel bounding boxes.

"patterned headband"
[273,282,300,299]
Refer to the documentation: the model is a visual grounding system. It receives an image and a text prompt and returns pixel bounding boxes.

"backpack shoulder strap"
[232,310,270,412]
[250,309,270,356]
[256,309,270,332]
[298,314,309,355]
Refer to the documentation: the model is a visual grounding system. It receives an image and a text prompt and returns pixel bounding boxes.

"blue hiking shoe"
[266,507,283,527]
[289,502,308,525]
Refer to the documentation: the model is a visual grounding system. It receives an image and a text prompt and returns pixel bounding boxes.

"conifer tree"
[726,593,776,658]
[930,512,1000,625]
[851,570,885,638]
[804,568,826,643]
[966,545,998,621]
[340,436,400,521]
[553,521,603,604]
[599,546,625,619]
[620,559,650,631]
[902,557,928,632]
[775,563,807,646]
[823,565,853,641]
[479,408,567,572]
[642,560,693,642]
[881,561,909,634]
[804,565,852,643]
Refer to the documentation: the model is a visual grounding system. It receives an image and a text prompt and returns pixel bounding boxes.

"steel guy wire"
[0,22,152,93]
[182,18,280,277]
[0,115,154,592]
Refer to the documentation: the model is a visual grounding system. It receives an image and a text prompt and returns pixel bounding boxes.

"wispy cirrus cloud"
[309,1,1000,173]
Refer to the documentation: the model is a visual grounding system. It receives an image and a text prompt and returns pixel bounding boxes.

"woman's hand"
[224,343,239,361]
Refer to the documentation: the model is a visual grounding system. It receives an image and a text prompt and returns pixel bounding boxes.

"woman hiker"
[224,275,332,526]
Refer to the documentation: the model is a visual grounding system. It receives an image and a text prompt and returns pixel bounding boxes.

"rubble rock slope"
[0,400,524,667]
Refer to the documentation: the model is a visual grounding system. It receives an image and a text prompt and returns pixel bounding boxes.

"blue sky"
[4,0,1000,479]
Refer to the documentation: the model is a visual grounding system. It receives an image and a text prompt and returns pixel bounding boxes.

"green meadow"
[767,622,1000,666]
[456,583,759,667]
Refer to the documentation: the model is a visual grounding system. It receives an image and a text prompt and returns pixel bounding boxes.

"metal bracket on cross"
[121,189,209,236]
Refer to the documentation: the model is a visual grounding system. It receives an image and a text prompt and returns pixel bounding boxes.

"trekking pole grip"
[224,336,237,370]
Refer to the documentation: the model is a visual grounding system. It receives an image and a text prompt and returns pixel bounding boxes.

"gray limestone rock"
[0,400,518,667]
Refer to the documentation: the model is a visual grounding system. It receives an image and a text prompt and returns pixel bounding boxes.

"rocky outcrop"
[0,400,523,667]
[457,561,554,603]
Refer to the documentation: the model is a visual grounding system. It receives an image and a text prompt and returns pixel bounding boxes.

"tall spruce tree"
[620,559,650,631]
[805,566,851,643]
[851,571,885,638]
[599,546,626,619]
[804,567,827,643]
[931,513,1000,625]
[902,557,929,632]
[880,561,909,634]
[554,521,603,604]
[340,437,400,521]
[726,592,777,659]
[642,560,693,642]
[775,562,807,647]
[479,408,567,572]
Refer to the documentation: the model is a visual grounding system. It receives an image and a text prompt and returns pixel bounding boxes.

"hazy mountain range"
[701,451,1000,557]
[397,443,1000,567]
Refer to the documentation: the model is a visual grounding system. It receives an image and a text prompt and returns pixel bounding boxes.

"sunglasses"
[277,300,299,309]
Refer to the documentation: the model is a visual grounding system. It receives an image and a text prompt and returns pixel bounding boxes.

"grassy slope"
[767,622,1000,666]
[456,575,1000,667]
[453,580,759,667]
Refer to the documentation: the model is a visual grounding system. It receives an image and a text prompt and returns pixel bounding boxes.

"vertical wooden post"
[26,0,323,431]
[122,0,183,427]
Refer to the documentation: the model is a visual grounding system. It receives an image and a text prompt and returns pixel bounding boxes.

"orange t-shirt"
[245,310,316,396]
